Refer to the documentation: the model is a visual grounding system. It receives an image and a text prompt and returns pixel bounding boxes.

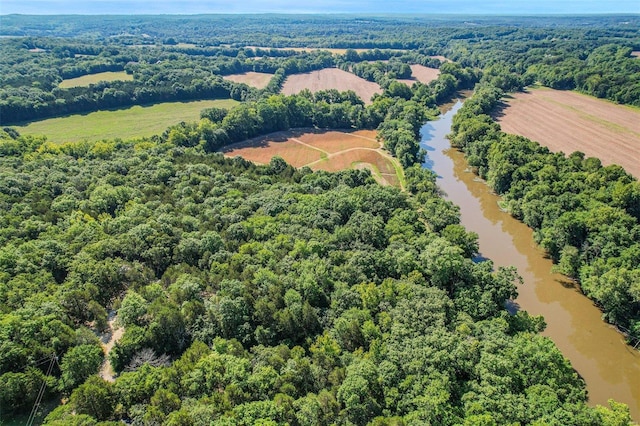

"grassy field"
[13,99,238,144]
[58,71,134,88]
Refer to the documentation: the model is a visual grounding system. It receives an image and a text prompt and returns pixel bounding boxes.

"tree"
[59,344,104,391]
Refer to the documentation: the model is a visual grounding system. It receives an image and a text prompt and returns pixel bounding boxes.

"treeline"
[449,85,640,339]
[161,65,477,168]
[526,44,640,106]
[0,127,631,424]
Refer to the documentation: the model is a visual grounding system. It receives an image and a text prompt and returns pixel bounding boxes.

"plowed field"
[398,64,441,86]
[495,88,640,178]
[223,72,273,89]
[221,129,403,188]
[281,69,382,105]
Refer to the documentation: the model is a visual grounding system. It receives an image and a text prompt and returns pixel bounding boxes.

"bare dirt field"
[495,87,640,178]
[399,64,441,86]
[220,131,324,167]
[281,68,382,105]
[221,128,403,188]
[631,51,640,58]
[297,129,380,153]
[311,150,396,175]
[223,72,274,89]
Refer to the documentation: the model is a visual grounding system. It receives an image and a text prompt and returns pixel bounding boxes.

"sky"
[0,0,638,15]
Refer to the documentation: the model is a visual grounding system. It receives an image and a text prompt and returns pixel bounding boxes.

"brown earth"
[296,129,380,153]
[99,313,124,382]
[398,64,441,86]
[281,68,382,105]
[223,72,274,89]
[221,129,403,188]
[631,51,640,58]
[220,131,324,167]
[494,88,640,178]
[311,150,396,175]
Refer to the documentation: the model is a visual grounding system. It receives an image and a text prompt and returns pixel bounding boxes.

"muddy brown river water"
[421,99,640,420]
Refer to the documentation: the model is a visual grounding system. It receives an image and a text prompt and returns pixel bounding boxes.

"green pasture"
[58,71,134,88]
[13,99,239,144]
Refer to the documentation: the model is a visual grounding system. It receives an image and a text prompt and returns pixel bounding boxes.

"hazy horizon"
[1,0,638,15]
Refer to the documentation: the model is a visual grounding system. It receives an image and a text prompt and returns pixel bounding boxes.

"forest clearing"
[58,71,134,88]
[13,99,238,143]
[398,64,441,86]
[281,68,382,104]
[495,87,640,178]
[223,71,274,89]
[221,129,403,187]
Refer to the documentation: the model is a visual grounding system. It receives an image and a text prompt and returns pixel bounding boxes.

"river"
[420,98,640,420]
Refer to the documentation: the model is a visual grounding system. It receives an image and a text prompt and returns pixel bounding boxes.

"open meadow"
[223,71,274,89]
[58,71,134,88]
[495,87,640,178]
[221,128,403,188]
[281,68,382,104]
[13,99,238,143]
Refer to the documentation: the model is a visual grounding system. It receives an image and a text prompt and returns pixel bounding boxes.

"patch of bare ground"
[631,51,640,58]
[220,130,324,167]
[223,72,274,89]
[398,64,441,86]
[310,150,396,175]
[281,68,382,105]
[221,129,403,189]
[495,88,640,178]
[99,312,124,382]
[296,129,380,153]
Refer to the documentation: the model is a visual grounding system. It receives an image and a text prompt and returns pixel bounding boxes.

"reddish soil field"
[220,131,323,167]
[223,72,273,89]
[311,150,395,175]
[281,68,382,105]
[296,130,379,153]
[495,88,640,178]
[221,129,403,188]
[398,64,441,86]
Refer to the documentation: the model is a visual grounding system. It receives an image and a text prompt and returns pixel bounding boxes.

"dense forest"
[0,126,632,425]
[1,13,640,425]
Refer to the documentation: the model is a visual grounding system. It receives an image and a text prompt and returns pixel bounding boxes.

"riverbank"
[420,99,640,420]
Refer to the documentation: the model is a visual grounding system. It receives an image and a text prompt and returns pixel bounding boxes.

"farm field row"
[398,64,441,86]
[12,99,238,144]
[223,71,273,89]
[495,87,640,178]
[281,68,382,104]
[221,129,404,188]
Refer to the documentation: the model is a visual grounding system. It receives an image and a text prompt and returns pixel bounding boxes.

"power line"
[25,353,56,426]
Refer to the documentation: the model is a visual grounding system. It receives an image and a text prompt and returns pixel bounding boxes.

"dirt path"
[300,131,405,190]
[99,312,124,382]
